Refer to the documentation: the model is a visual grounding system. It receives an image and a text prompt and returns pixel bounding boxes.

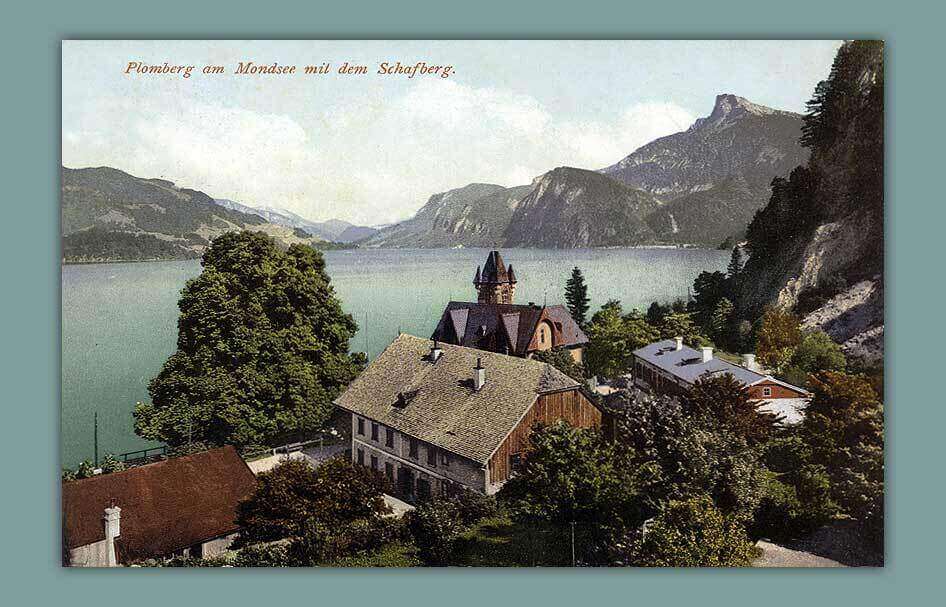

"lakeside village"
[62,244,883,567]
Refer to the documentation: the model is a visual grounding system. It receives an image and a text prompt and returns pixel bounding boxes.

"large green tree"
[801,371,884,544]
[236,458,389,545]
[135,231,364,449]
[564,266,590,326]
[499,421,648,529]
[584,301,659,379]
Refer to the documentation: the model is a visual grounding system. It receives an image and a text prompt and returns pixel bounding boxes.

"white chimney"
[742,353,759,372]
[103,505,121,567]
[473,358,486,391]
[430,340,443,362]
[701,347,713,363]
[674,336,683,351]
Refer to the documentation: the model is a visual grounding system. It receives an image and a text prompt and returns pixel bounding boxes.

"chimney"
[429,340,443,362]
[701,347,713,363]
[674,336,683,351]
[742,353,759,372]
[473,357,486,391]
[103,505,121,567]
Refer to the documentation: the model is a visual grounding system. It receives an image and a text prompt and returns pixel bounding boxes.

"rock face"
[601,94,809,245]
[61,166,324,261]
[502,167,660,248]
[362,183,526,248]
[737,41,884,365]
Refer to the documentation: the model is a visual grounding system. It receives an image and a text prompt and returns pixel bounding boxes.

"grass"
[451,515,593,567]
[329,542,422,567]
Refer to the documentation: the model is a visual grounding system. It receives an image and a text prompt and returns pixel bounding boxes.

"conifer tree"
[564,266,590,326]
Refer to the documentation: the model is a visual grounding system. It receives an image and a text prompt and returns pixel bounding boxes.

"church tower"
[473,250,517,304]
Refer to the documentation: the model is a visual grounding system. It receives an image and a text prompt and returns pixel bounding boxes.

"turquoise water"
[61,247,728,467]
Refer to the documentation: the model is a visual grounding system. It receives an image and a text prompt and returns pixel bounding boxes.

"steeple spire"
[474,250,517,304]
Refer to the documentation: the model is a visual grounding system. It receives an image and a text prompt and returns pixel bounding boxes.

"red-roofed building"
[62,446,257,566]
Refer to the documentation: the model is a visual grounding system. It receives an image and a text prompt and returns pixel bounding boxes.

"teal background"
[0,0,937,604]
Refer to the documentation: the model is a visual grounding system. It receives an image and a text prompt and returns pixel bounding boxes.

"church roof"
[432,301,588,356]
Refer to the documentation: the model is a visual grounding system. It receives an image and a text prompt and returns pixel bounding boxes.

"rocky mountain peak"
[688,93,781,131]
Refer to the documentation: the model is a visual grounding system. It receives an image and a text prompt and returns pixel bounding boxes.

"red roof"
[62,446,257,563]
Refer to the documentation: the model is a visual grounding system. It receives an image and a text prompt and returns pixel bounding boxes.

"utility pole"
[93,411,99,467]
[571,521,576,567]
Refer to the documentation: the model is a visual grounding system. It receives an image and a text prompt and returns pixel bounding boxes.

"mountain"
[736,41,884,364]
[61,167,324,262]
[214,199,379,243]
[503,167,660,248]
[601,93,809,245]
[361,183,526,248]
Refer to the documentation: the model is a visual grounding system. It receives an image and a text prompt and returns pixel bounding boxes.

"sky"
[62,40,843,226]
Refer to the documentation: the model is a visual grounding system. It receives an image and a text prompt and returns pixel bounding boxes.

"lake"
[61,247,728,467]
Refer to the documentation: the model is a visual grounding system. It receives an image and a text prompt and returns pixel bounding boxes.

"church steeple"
[473,250,517,304]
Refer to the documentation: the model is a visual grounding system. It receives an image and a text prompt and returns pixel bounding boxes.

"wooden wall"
[747,380,808,399]
[488,388,603,484]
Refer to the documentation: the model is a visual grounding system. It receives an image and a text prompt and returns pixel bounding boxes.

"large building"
[631,337,811,423]
[62,446,257,566]
[334,334,604,499]
[431,250,588,363]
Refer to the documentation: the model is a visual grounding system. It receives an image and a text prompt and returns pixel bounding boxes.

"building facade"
[335,334,603,500]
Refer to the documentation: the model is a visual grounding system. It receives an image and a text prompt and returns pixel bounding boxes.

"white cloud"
[62,82,695,226]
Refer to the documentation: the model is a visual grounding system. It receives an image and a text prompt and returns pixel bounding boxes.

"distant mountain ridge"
[362,183,525,248]
[600,94,809,244]
[214,199,379,243]
[503,167,660,248]
[61,166,325,262]
[367,93,808,249]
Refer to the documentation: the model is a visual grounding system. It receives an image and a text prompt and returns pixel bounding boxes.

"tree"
[782,330,847,387]
[630,496,755,567]
[753,436,835,540]
[692,271,728,326]
[236,458,389,544]
[610,389,765,523]
[135,231,364,450]
[658,312,710,347]
[532,347,585,382]
[755,306,802,372]
[499,421,647,530]
[687,375,779,445]
[801,371,884,544]
[709,298,735,347]
[564,267,590,327]
[585,301,631,379]
[726,246,745,281]
[407,499,466,566]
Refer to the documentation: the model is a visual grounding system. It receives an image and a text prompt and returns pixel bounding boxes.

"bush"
[236,457,389,545]
[449,490,498,527]
[407,499,466,566]
[100,454,126,474]
[631,496,755,567]
[234,543,290,567]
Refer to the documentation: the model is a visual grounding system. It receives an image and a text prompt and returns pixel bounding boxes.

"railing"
[117,446,168,466]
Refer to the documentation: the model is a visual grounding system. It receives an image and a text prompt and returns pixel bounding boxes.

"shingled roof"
[334,334,579,464]
[62,446,256,564]
[432,302,588,356]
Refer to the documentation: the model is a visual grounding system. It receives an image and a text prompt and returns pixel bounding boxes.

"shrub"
[234,543,290,567]
[236,457,390,545]
[407,499,465,566]
[100,454,126,474]
[631,496,755,567]
[449,490,498,527]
